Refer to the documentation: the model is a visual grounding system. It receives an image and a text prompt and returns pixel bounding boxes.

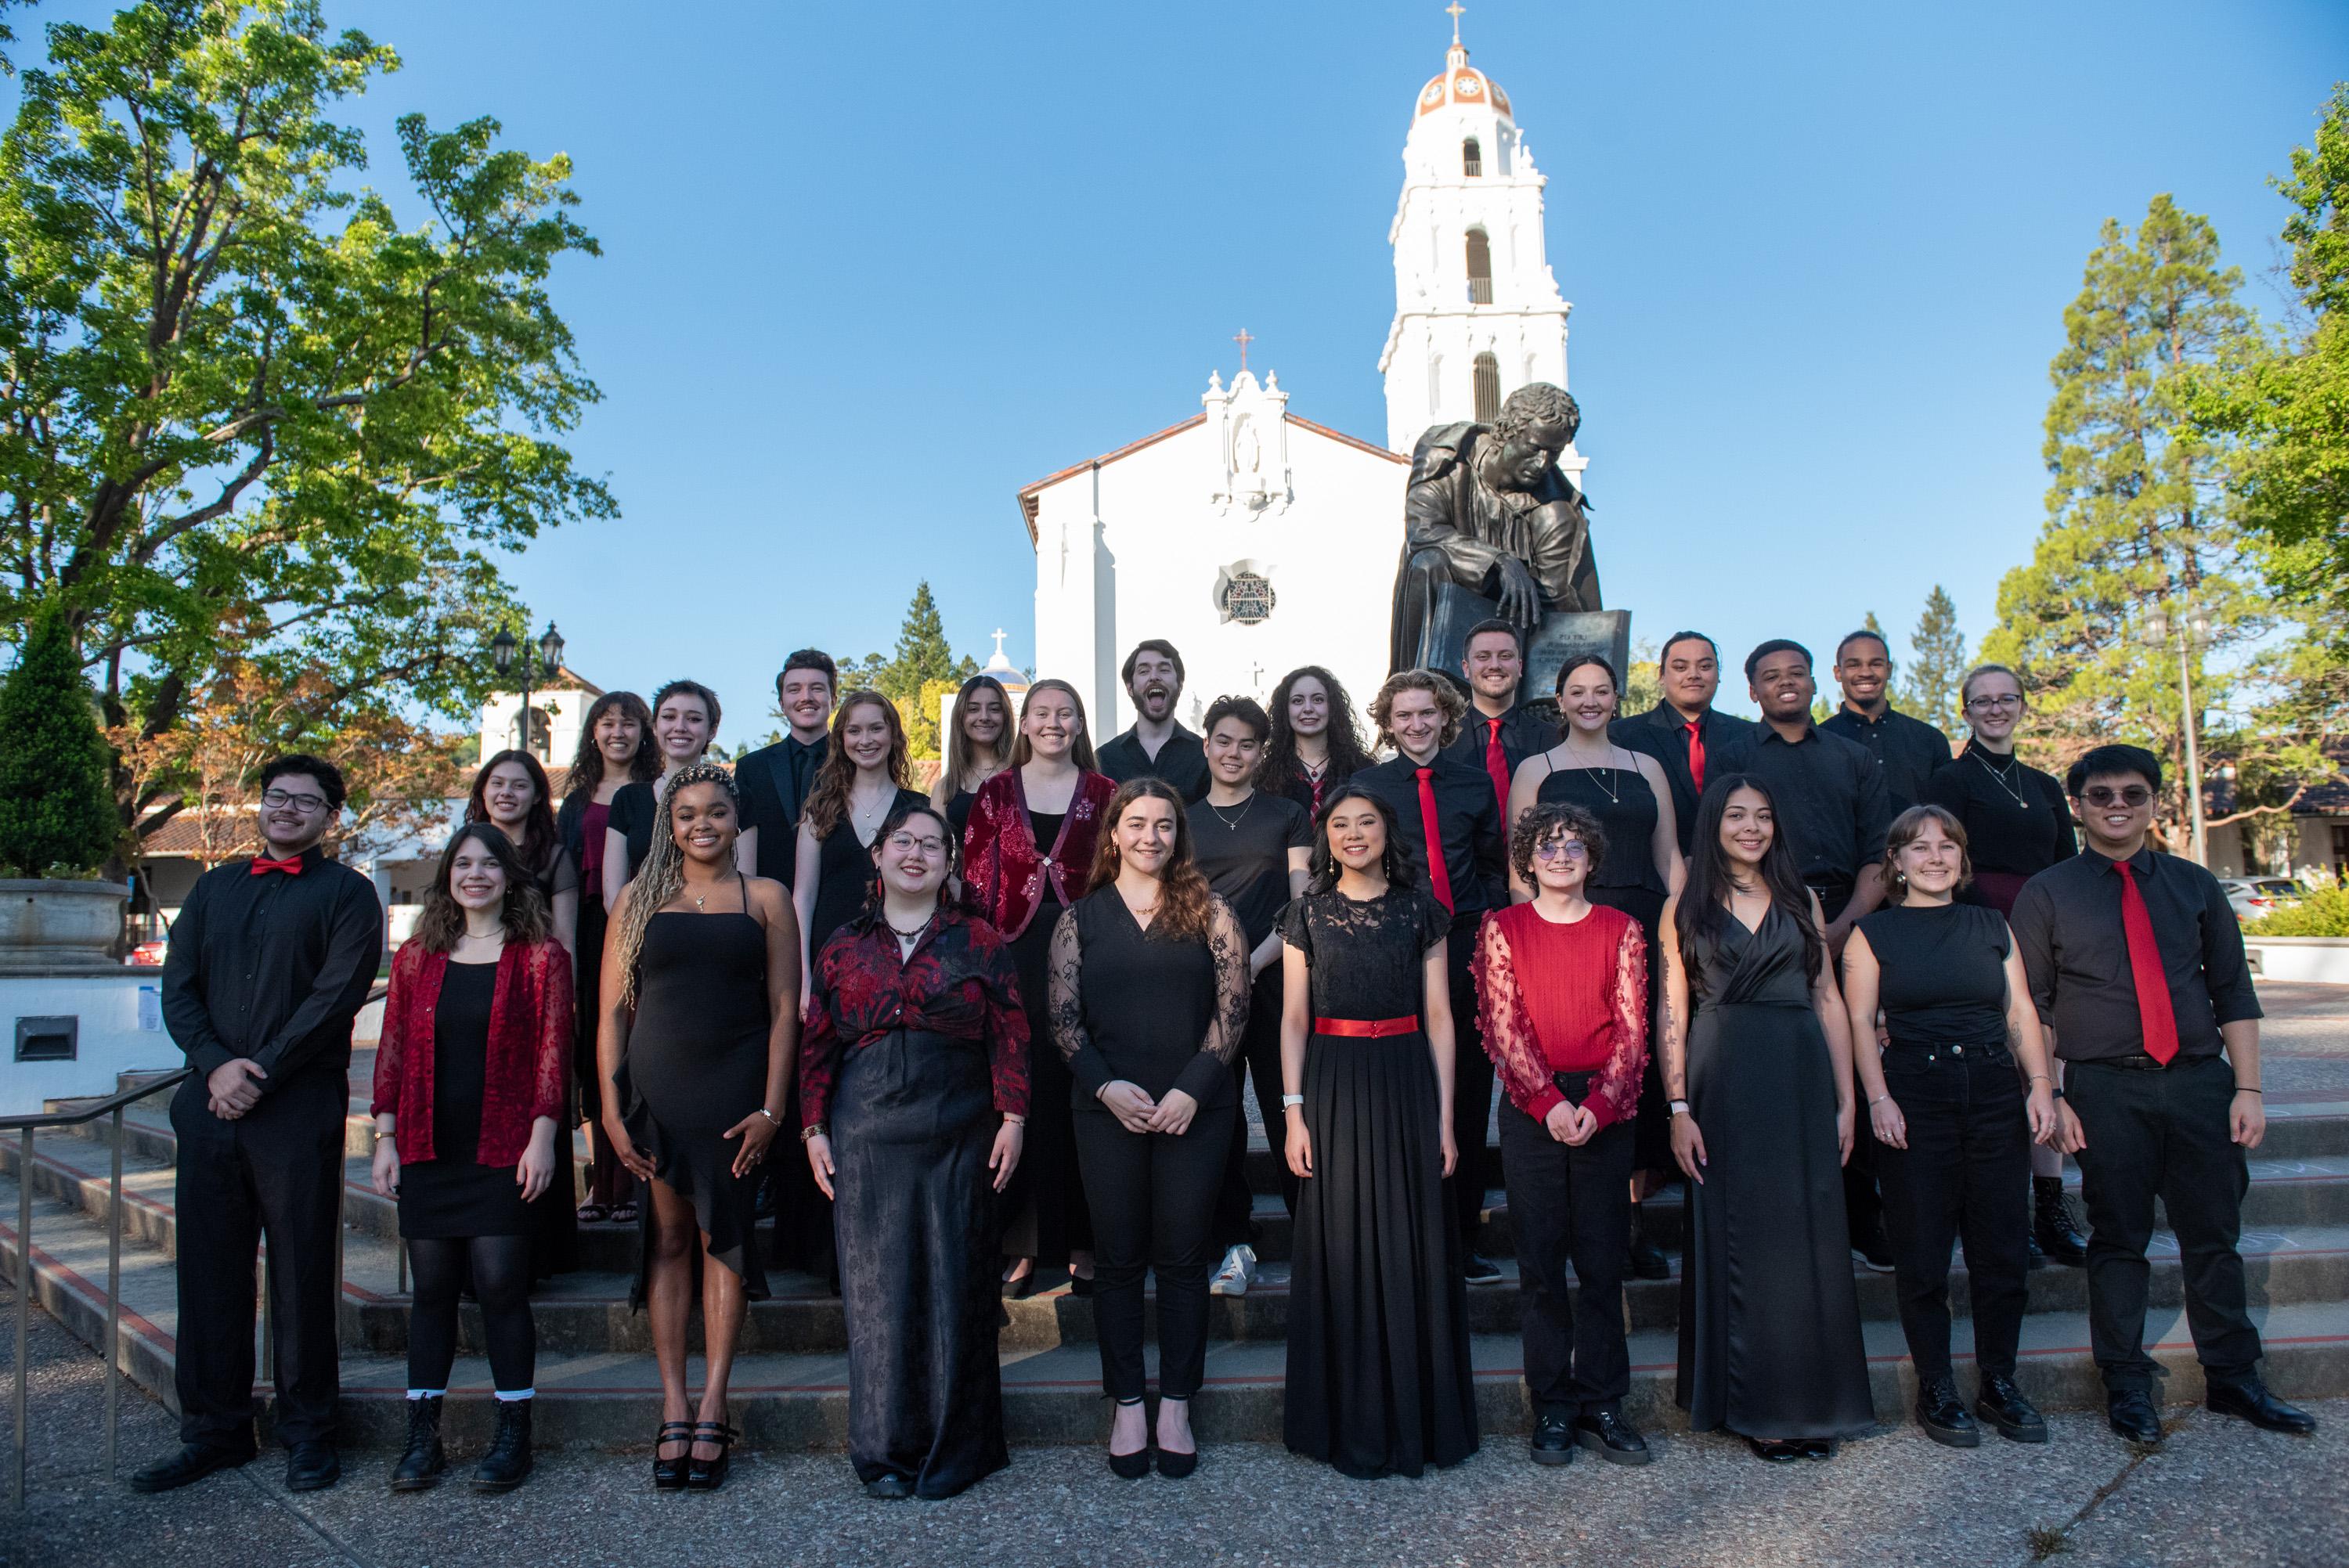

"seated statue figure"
[1387,382,1601,675]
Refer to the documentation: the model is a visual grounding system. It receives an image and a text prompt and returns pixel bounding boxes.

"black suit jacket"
[733,734,828,887]
[1609,703,1756,856]
[1442,701,1556,815]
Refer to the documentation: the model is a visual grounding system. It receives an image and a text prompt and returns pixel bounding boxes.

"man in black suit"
[732,649,837,887]
[1609,629,1755,855]
[1441,618,1552,819]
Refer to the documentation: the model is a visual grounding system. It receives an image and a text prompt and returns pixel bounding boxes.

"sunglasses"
[1534,840,1590,863]
[2077,785,2153,808]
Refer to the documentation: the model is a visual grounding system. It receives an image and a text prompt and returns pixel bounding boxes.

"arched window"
[1465,229,1493,305]
[1473,352,1501,424]
[1462,138,1482,177]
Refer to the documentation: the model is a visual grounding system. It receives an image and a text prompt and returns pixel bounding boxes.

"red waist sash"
[1312,1015,1420,1039]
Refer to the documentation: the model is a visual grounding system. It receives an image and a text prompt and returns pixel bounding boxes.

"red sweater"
[371,936,572,1165]
[1471,902,1648,1126]
[961,767,1117,939]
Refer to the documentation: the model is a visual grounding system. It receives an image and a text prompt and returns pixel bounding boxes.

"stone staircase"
[5,1052,2347,1451]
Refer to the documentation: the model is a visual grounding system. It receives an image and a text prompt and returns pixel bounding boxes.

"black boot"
[472,1400,534,1492]
[2035,1177,2088,1267]
[1626,1205,1670,1281]
[390,1397,446,1492]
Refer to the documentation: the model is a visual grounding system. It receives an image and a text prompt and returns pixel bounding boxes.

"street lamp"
[2142,599,2213,866]
[492,621,565,759]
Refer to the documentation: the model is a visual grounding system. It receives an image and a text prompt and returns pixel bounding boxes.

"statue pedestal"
[1419,581,1629,702]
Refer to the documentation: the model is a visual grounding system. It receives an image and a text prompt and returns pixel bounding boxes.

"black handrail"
[0,1069,190,1134]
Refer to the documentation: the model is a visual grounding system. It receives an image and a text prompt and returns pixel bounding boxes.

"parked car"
[2221,877,2308,924]
[126,939,168,967]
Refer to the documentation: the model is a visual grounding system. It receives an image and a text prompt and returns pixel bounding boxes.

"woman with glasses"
[802,802,1030,1501]
[1923,664,2086,1267]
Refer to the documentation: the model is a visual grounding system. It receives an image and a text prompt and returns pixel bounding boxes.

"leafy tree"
[1981,195,2263,827]
[0,1,610,851]
[1898,586,1968,734]
[1622,636,1660,718]
[0,602,118,876]
[877,582,957,705]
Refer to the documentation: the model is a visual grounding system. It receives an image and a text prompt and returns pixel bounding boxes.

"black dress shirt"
[733,734,829,886]
[1610,703,1756,856]
[161,845,384,1093]
[2009,845,2262,1063]
[1921,743,2078,878]
[1711,721,1892,910]
[1095,722,1211,803]
[1351,752,1507,921]
[1442,701,1555,812]
[1820,703,1954,814]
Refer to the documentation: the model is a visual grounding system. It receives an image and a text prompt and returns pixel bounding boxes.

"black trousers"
[169,1064,346,1448]
[1445,921,1496,1250]
[1872,1044,2031,1381]
[2068,1054,2262,1392]
[1214,966,1294,1248]
[1499,1101,1634,1415]
[1073,1100,1235,1400]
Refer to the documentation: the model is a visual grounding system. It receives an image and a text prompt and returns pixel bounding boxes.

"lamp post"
[492,621,566,759]
[2142,600,2211,865]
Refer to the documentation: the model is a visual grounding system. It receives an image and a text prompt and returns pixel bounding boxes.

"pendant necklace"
[886,912,934,942]
[1973,748,2032,810]
[1209,795,1255,831]
[1568,742,1622,806]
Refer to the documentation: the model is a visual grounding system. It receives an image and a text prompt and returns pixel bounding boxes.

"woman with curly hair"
[1258,665,1375,816]
[792,690,929,986]
[598,765,798,1491]
[1048,777,1249,1478]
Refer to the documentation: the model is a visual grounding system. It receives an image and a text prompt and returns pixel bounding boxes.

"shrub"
[0,605,119,878]
[2244,886,2349,939]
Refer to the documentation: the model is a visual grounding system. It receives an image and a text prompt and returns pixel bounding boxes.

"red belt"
[1313,1015,1420,1039]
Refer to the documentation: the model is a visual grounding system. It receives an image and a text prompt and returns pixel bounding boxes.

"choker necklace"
[886,913,935,942]
[1208,795,1255,831]
[1972,748,2031,809]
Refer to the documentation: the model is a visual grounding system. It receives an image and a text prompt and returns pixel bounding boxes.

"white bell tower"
[1377,6,1578,475]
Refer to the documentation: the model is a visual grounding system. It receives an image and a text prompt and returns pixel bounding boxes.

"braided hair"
[608,762,739,1009]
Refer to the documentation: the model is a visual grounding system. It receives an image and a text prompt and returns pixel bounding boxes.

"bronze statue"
[1388,382,1603,676]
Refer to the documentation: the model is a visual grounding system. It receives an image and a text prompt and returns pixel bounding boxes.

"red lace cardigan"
[370,937,572,1165]
[1471,903,1648,1128]
[960,766,1117,939]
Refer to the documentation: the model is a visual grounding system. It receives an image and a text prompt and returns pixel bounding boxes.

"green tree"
[877,582,956,705]
[0,603,120,876]
[1981,195,2263,827]
[0,1,610,849]
[1899,586,1968,734]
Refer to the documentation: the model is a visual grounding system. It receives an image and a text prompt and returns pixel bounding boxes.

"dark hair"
[778,648,838,697]
[1120,638,1185,689]
[411,823,551,953]
[1553,651,1621,698]
[1882,804,1972,902]
[1463,618,1525,658]
[651,678,723,736]
[862,798,959,925]
[1201,694,1271,744]
[258,753,346,812]
[1492,382,1581,444]
[465,749,558,877]
[1834,628,1890,664]
[1675,773,1823,997]
[804,690,911,837]
[1742,638,1813,679]
[1261,665,1374,802]
[562,690,658,806]
[2066,744,2162,797]
[1009,678,1099,772]
[1305,784,1417,894]
[1088,778,1217,942]
[1509,799,1608,888]
[1659,630,1718,665]
[938,673,1013,798]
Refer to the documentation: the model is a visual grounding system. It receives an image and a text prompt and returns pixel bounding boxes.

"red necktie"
[249,855,305,877]
[1482,719,1510,817]
[2113,860,2179,1065]
[1684,719,1706,795]
[1414,766,1455,915]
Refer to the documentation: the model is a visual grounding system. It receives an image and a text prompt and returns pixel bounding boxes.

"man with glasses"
[2013,744,2316,1444]
[134,756,384,1494]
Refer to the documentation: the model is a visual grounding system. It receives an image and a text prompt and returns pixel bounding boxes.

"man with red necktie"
[133,755,384,1497]
[1609,630,1754,857]
[1442,618,1550,820]
[1355,670,1510,1286]
[2012,744,2315,1445]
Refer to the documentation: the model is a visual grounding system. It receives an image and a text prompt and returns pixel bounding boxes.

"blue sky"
[21,1,2347,741]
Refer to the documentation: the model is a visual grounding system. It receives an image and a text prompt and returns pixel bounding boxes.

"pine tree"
[0,606,121,877]
[879,582,958,705]
[1900,586,1968,734]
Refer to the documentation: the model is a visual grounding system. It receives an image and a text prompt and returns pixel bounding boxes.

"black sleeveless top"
[1855,901,2010,1048]
[1532,755,1667,895]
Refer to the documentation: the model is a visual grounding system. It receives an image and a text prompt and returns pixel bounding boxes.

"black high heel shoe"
[1154,1395,1198,1479]
[1107,1397,1151,1480]
[686,1421,737,1491]
[652,1422,695,1491]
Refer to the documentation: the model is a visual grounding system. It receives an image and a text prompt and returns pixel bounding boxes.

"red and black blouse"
[799,905,1031,1128]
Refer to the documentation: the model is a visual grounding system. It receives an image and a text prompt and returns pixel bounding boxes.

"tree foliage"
[0,1,609,849]
[1899,585,1968,734]
[0,601,118,876]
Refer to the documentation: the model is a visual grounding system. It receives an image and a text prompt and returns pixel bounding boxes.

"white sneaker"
[1208,1244,1257,1298]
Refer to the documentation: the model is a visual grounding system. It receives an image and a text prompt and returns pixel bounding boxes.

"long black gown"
[998,810,1092,1267]
[1674,904,1872,1440]
[1280,886,1478,1479]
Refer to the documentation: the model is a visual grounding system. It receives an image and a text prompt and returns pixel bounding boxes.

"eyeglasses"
[886,834,948,856]
[1965,694,2024,712]
[261,789,329,813]
[2077,785,2153,808]
[1533,841,1590,863]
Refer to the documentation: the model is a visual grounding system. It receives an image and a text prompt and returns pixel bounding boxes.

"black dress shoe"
[1917,1375,1981,1449]
[2106,1390,2163,1444]
[1573,1409,1652,1465]
[284,1440,341,1492]
[390,1396,447,1491]
[2206,1379,2318,1435]
[1529,1411,1575,1467]
[1746,1436,1805,1462]
[864,1472,915,1499]
[1462,1253,1504,1286]
[1799,1438,1835,1461]
[128,1441,254,1494]
[1154,1443,1198,1480]
[2035,1177,2088,1267]
[1976,1375,2049,1444]
[1626,1207,1671,1281]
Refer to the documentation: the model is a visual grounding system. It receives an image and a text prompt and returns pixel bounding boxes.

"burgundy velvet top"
[371,935,572,1164]
[960,766,1117,939]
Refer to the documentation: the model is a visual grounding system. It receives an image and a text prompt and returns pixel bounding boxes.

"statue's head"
[1488,384,1579,492]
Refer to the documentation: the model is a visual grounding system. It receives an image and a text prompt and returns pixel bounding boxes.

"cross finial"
[1232,327,1254,373]
[990,628,1008,660]
[1445,1,1465,45]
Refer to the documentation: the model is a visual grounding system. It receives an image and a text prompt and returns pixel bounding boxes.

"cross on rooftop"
[1232,327,1254,373]
[1445,2,1464,45]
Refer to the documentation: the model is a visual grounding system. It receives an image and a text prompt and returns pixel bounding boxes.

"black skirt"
[399,1157,532,1239]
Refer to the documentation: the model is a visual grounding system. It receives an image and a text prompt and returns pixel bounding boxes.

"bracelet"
[1669,1099,1691,1116]
[2235,1085,2263,1095]
[2028,1074,2051,1084]
[1281,1094,1304,1109]
[1867,1094,1889,1107]
[755,1107,783,1127]
[799,1123,828,1143]
[1003,1114,1027,1126]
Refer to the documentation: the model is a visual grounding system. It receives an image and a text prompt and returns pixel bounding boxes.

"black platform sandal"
[653,1422,695,1491]
[686,1420,738,1491]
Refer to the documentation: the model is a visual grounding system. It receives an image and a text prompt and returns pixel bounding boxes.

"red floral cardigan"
[370,937,572,1165]
[960,766,1117,939]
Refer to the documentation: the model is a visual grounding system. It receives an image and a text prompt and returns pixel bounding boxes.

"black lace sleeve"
[1172,899,1250,1106]
[1415,889,1452,952]
[1277,896,1315,962]
[1048,907,1113,1098]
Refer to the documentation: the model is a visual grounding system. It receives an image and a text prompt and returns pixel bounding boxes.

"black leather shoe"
[128,1441,254,1494]
[284,1440,341,1492]
[2106,1390,2163,1444]
[864,1472,915,1499]
[2026,1229,2048,1271]
[1746,1436,1805,1462]
[1799,1438,1835,1461]
[1529,1411,1575,1466]
[2035,1177,2088,1267]
[1626,1207,1670,1281]
[1917,1375,1981,1448]
[1462,1253,1504,1286]
[390,1397,446,1491]
[471,1400,533,1493]
[2206,1379,2318,1435]
[1976,1375,2049,1444]
[1573,1409,1651,1465]
[684,1421,735,1491]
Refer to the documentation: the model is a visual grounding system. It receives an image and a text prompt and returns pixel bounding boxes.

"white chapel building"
[1021,22,1580,734]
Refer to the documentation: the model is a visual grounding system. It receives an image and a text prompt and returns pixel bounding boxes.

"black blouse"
[1856,902,2011,1049]
[607,779,659,881]
[1921,744,2078,878]
[1278,887,1451,1023]
[1048,887,1248,1111]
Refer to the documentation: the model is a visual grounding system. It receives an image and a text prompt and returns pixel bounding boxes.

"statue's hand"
[1495,556,1543,627]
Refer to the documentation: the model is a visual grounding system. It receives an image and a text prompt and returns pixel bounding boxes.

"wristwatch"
[1281,1094,1304,1110]
[1669,1099,1691,1117]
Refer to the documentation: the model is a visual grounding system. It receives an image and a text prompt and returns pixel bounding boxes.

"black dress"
[1280,887,1478,1478]
[944,787,979,839]
[998,809,1091,1264]
[607,778,660,881]
[1675,905,1872,1440]
[1535,758,1672,1170]
[398,961,532,1239]
[617,884,772,1303]
[808,788,930,957]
